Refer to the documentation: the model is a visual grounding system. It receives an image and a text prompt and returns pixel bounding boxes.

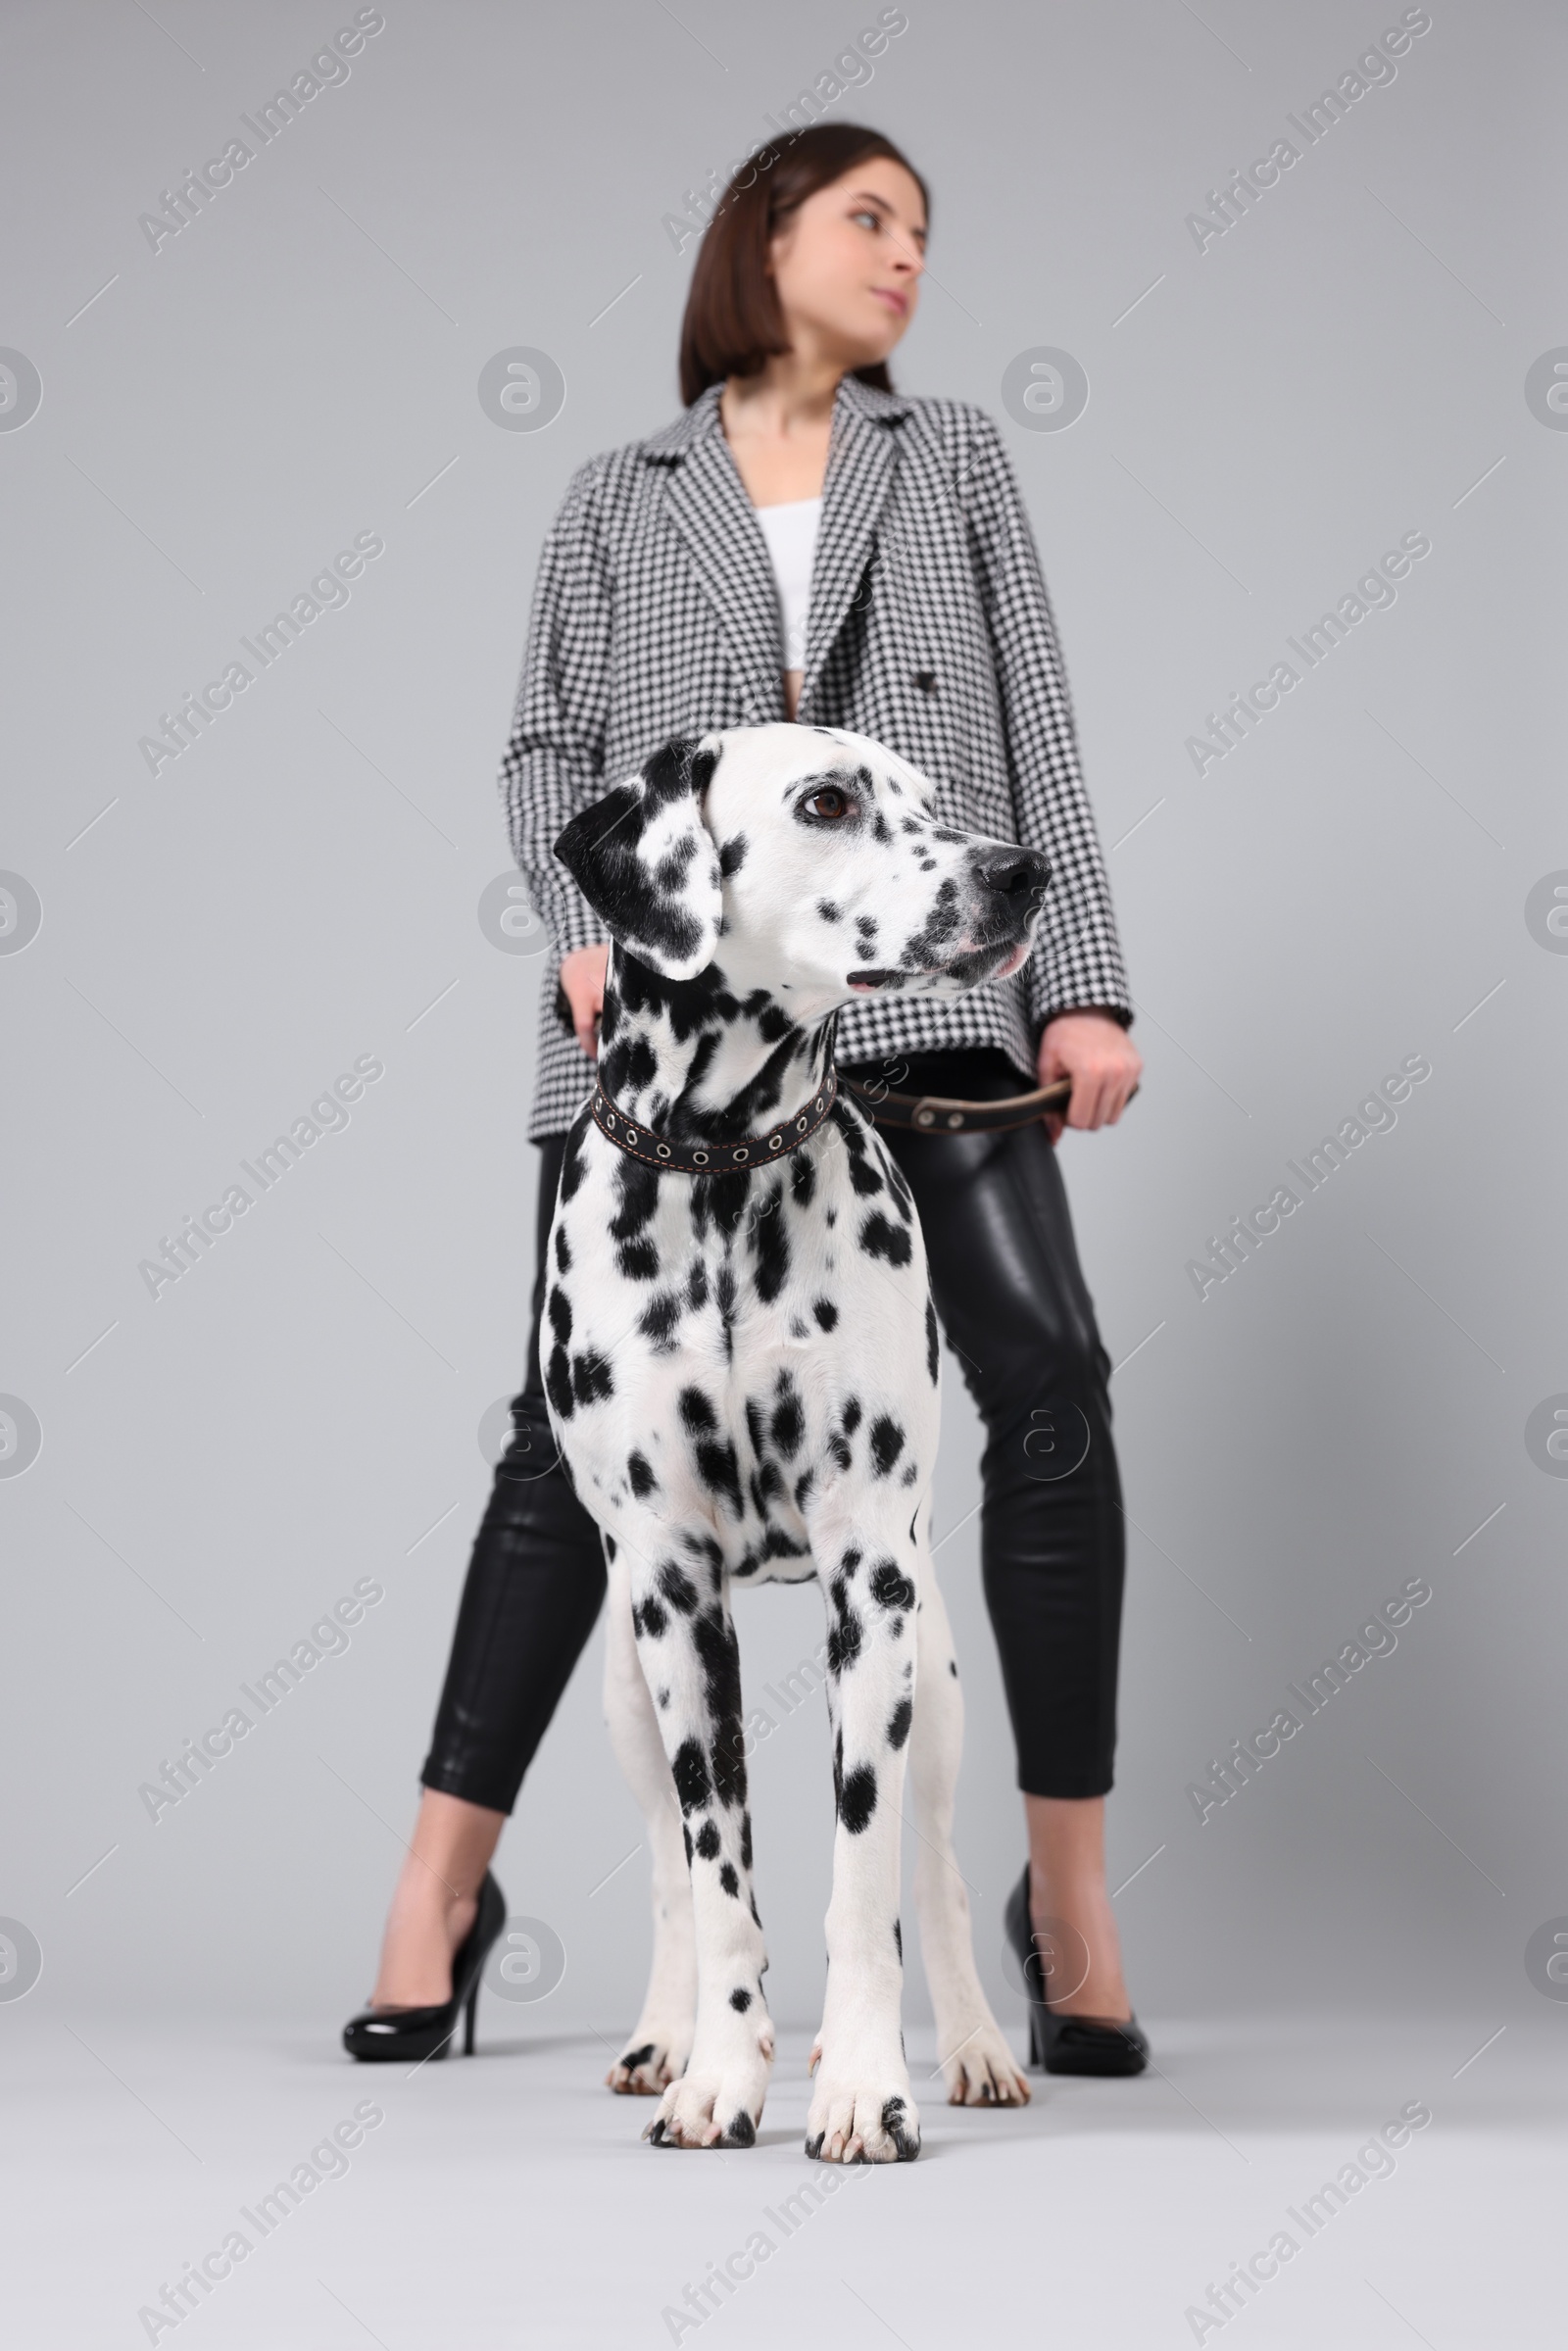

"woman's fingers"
[560,944,610,1060]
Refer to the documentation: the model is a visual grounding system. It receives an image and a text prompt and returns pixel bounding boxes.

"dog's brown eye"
[804,788,851,820]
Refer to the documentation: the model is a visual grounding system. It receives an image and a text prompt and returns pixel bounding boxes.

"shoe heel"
[464,1978,479,2056]
[1027,2003,1047,2070]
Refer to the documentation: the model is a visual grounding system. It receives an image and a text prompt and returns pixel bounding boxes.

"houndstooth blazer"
[500,372,1132,1141]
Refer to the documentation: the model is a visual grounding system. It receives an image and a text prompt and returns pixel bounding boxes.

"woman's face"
[767,157,926,370]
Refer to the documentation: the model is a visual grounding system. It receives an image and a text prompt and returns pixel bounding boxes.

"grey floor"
[7,2006,1562,2347]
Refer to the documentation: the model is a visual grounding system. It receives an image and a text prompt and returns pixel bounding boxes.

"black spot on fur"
[639,1290,681,1347]
[719,1862,741,1897]
[544,1345,573,1421]
[571,1350,613,1406]
[627,1450,658,1498]
[633,1593,668,1640]
[869,1415,905,1477]
[678,1386,716,1432]
[839,1764,878,1833]
[752,1190,790,1303]
[894,1918,904,1960]
[887,1697,913,1750]
[729,1986,752,2012]
[696,1436,744,1517]
[859,1211,912,1267]
[816,900,840,922]
[842,1398,862,1437]
[826,1608,862,1675]
[672,1737,711,1815]
[925,1295,940,1382]
[719,833,749,876]
[547,1286,571,1344]
[812,1298,838,1331]
[769,1381,804,1459]
[659,1561,699,1613]
[695,1819,720,1860]
[616,1238,659,1282]
[553,1226,570,1274]
[870,1560,917,1611]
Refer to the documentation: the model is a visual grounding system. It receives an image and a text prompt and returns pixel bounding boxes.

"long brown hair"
[678,122,930,408]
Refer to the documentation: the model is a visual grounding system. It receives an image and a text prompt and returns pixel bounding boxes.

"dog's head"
[555,724,1051,1011]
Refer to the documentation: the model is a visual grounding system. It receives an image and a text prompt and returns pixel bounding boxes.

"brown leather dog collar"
[590,1069,839,1174]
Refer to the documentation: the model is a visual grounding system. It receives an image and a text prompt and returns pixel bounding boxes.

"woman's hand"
[1037,1010,1143,1144]
[559,943,611,1059]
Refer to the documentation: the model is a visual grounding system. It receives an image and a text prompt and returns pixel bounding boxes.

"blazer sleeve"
[497,459,613,960]
[960,412,1133,1031]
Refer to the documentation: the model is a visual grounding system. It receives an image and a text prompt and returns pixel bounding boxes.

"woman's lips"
[870,286,908,317]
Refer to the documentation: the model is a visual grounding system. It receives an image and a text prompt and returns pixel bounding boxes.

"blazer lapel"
[656,391,785,723]
[798,377,908,718]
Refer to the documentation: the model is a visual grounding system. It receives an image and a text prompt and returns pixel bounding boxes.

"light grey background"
[3,0,1563,2066]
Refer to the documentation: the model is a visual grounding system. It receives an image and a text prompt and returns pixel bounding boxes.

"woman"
[344,122,1146,2079]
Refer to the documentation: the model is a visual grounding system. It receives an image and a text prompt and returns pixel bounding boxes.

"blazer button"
[913,670,937,696]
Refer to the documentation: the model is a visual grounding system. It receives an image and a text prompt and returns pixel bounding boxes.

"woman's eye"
[851,210,880,231]
[804,788,850,820]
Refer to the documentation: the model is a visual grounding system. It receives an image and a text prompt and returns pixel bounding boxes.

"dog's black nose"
[975,846,1051,898]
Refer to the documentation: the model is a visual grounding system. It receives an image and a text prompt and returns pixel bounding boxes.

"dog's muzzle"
[590,1070,839,1174]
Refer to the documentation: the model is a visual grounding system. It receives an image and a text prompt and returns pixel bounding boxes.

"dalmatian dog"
[544,722,1050,2161]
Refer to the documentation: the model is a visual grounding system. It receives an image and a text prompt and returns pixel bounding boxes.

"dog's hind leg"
[601,1540,696,2095]
[907,1553,1031,2108]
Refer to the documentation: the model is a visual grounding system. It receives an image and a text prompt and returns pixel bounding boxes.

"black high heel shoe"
[342,1871,507,2063]
[1004,1864,1149,2077]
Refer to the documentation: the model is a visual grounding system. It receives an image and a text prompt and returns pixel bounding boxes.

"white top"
[754,496,821,671]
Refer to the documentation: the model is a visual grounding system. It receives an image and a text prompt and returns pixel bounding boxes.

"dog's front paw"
[936,2016,1032,2107]
[805,2057,920,2164]
[606,2026,692,2096]
[642,2023,773,2148]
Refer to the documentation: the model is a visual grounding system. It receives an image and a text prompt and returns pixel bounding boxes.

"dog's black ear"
[555,733,724,980]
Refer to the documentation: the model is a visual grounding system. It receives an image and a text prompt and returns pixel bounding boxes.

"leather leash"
[840,1072,1140,1135]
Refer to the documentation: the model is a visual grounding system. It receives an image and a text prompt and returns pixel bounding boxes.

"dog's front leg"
[807,1531,922,2163]
[620,1524,772,2149]
[601,1542,696,2095]
[908,1554,1031,2108]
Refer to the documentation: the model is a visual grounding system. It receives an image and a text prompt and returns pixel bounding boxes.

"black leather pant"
[421,1051,1126,1808]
